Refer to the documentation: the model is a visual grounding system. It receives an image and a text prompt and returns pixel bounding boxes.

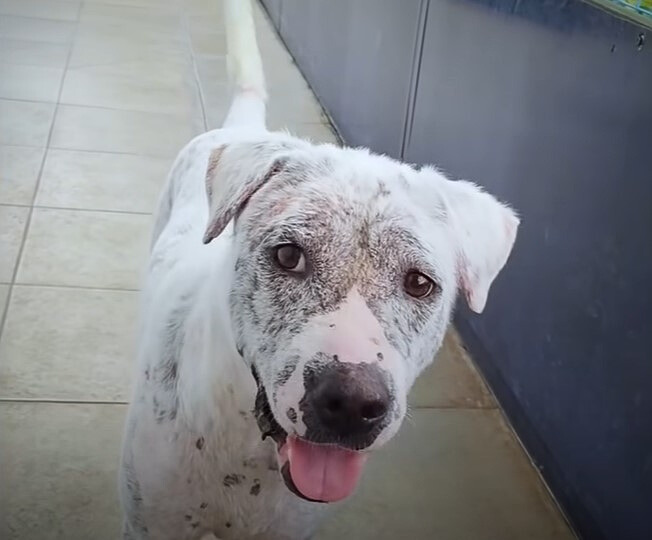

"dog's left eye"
[273,244,307,274]
[404,270,436,299]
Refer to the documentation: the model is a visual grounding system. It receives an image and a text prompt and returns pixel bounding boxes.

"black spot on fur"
[243,457,258,468]
[286,407,297,423]
[161,361,177,385]
[122,422,149,536]
[225,522,232,528]
[196,437,205,450]
[200,502,208,509]
[191,521,200,529]
[275,360,298,388]
[184,514,192,521]
[250,478,261,496]
[152,393,178,424]
[223,473,246,487]
[377,352,384,361]
[375,180,391,198]
[329,323,336,328]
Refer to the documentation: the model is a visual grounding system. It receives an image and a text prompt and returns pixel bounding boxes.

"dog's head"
[203,133,518,503]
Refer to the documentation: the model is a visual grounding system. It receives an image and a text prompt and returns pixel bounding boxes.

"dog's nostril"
[325,397,343,415]
[360,400,388,422]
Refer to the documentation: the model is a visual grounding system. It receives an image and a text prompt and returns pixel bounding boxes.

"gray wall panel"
[405,1,652,539]
[279,0,424,158]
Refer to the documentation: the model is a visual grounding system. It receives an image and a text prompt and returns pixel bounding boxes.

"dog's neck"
[175,237,258,433]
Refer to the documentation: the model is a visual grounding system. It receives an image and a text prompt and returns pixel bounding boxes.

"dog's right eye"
[273,244,307,274]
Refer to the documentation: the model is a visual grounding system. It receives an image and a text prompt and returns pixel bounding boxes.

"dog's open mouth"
[252,369,367,503]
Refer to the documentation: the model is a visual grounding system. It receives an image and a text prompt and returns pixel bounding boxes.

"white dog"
[119,1,519,538]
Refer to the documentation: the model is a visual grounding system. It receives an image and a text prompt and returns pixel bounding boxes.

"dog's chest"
[133,406,322,540]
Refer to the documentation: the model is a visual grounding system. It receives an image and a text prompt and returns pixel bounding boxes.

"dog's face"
[204,134,518,503]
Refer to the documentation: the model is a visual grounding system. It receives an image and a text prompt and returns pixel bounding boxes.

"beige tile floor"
[0,1,574,538]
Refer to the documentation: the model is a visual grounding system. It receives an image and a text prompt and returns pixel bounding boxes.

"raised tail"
[222,0,267,130]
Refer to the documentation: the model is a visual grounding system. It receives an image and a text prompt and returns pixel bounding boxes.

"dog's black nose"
[303,361,391,444]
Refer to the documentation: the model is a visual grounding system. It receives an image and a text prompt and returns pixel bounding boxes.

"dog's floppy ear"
[203,141,295,244]
[419,167,520,313]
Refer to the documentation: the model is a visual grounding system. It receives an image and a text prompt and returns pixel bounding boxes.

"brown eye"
[274,244,306,273]
[404,271,436,298]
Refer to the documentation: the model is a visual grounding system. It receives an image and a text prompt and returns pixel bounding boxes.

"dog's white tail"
[222,0,267,130]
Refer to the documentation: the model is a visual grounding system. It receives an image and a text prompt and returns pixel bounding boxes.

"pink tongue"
[287,436,368,502]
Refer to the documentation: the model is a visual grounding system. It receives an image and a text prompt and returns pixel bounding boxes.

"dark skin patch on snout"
[286,407,297,423]
[196,437,205,450]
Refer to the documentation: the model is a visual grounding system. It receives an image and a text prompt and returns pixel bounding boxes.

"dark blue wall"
[261,1,652,538]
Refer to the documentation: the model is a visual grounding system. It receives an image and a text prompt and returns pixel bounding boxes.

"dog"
[119,0,519,538]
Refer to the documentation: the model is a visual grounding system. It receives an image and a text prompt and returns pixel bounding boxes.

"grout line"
[181,7,209,132]
[0,203,153,216]
[0,96,207,120]
[11,283,140,293]
[45,145,175,157]
[0,397,129,405]
[0,2,84,338]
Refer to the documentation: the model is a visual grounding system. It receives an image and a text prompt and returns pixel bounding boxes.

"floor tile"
[272,122,341,145]
[0,0,80,21]
[0,145,44,205]
[0,284,8,311]
[0,205,28,282]
[0,99,55,147]
[190,29,227,56]
[0,63,64,102]
[409,328,496,409]
[76,2,184,43]
[0,39,69,66]
[0,15,76,43]
[80,1,179,18]
[194,42,310,92]
[0,402,125,540]
[0,286,138,401]
[60,59,201,117]
[203,89,326,132]
[317,409,573,540]
[37,150,170,213]
[68,35,188,69]
[183,0,222,17]
[17,208,151,289]
[82,0,177,8]
[50,105,203,157]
